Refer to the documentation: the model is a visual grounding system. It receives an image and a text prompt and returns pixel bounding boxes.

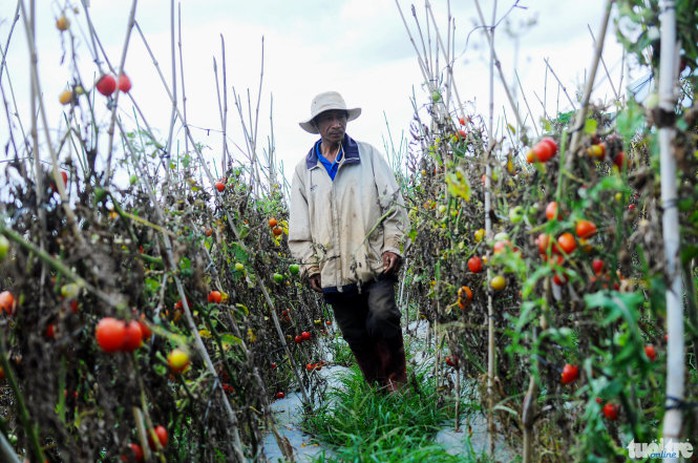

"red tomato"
[592,258,604,275]
[575,220,597,239]
[458,116,466,125]
[539,137,558,159]
[294,335,303,344]
[0,290,15,315]
[545,201,559,221]
[301,331,312,341]
[557,232,577,254]
[275,391,285,399]
[445,356,459,367]
[493,240,511,254]
[45,323,56,339]
[560,363,579,385]
[613,151,626,169]
[458,286,473,305]
[215,181,225,192]
[95,318,126,353]
[96,74,116,96]
[467,256,483,273]
[208,290,222,304]
[552,273,567,286]
[148,425,168,450]
[536,233,557,255]
[122,320,143,352]
[602,403,620,421]
[532,138,557,162]
[117,73,132,93]
[121,443,144,462]
[268,217,278,228]
[644,344,657,361]
[272,226,283,236]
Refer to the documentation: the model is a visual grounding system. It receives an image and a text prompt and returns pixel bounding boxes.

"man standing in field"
[288,91,409,391]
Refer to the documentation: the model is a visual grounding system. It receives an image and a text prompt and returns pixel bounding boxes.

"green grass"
[302,366,484,463]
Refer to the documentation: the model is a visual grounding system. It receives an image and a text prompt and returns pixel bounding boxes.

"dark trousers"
[324,276,407,390]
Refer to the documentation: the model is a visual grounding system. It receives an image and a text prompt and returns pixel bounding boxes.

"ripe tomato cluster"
[95,316,150,353]
[526,137,558,163]
[95,73,131,97]
[294,331,312,344]
[268,217,284,237]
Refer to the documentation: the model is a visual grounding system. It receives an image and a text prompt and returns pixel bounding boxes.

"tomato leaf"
[445,169,471,201]
[220,333,243,347]
[583,118,598,134]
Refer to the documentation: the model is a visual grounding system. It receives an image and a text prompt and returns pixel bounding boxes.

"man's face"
[314,110,348,144]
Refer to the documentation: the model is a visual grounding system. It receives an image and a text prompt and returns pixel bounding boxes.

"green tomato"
[0,235,9,260]
[273,273,284,284]
[234,262,245,272]
[60,283,80,299]
[493,231,509,242]
[129,174,138,185]
[508,206,524,224]
[289,264,300,275]
[94,188,107,202]
[431,91,441,102]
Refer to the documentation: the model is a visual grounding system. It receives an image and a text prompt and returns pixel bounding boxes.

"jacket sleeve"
[372,149,409,257]
[288,166,321,277]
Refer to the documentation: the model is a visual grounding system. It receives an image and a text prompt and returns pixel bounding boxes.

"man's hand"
[382,251,402,276]
[308,273,323,293]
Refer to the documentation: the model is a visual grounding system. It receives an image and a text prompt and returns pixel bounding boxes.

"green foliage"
[303,368,479,463]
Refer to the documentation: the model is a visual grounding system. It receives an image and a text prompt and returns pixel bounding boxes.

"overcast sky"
[0,1,629,186]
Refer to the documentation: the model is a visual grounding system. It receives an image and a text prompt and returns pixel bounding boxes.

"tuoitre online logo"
[627,439,694,459]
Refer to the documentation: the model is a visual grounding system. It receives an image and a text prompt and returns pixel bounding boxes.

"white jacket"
[288,135,408,290]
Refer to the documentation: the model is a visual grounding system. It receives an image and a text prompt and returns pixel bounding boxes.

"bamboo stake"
[657,2,685,460]
[565,0,612,168]
[105,0,138,182]
[478,0,498,457]
[473,0,526,133]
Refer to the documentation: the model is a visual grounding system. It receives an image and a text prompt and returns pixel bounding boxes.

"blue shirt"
[315,140,343,181]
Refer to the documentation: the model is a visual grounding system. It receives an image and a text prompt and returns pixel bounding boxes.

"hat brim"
[299,108,362,134]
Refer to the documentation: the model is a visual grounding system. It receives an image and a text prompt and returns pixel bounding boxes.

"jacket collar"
[305,134,360,170]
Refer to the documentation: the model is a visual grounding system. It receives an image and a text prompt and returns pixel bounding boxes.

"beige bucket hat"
[299,91,361,134]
